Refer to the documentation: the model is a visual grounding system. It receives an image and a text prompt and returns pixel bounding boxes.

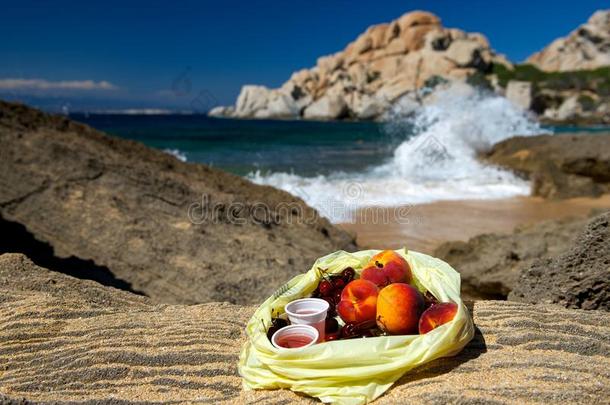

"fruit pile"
[268,250,458,343]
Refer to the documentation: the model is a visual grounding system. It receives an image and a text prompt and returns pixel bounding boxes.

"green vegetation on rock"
[492,64,610,95]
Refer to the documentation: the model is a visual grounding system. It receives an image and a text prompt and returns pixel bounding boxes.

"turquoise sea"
[71,88,609,222]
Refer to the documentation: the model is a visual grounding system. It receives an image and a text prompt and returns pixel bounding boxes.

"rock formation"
[505,80,533,110]
[510,211,610,310]
[2,253,609,403]
[211,11,510,120]
[434,215,589,300]
[484,133,610,199]
[527,10,610,72]
[0,101,356,305]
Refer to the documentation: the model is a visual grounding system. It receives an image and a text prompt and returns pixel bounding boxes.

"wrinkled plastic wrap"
[239,249,474,404]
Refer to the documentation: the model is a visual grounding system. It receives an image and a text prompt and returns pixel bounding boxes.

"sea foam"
[249,84,549,222]
[163,148,188,162]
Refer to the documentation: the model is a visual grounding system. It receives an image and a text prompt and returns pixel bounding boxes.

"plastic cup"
[285,298,329,342]
[271,324,319,350]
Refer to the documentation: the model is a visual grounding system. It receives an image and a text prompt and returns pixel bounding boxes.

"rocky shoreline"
[484,133,610,199]
[210,10,610,125]
[0,101,355,305]
[435,211,610,309]
[1,102,609,402]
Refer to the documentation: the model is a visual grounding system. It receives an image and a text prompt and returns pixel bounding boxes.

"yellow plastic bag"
[239,248,474,404]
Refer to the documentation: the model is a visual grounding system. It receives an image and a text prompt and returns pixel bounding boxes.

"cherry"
[272,318,288,329]
[342,267,355,282]
[322,297,337,316]
[360,329,376,338]
[354,319,377,331]
[319,280,334,297]
[267,326,279,341]
[325,331,340,341]
[325,317,339,333]
[424,291,439,309]
[341,323,358,339]
[333,278,346,290]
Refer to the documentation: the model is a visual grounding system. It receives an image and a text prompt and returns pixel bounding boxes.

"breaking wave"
[249,84,548,222]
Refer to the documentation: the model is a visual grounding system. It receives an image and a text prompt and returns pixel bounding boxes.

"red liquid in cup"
[275,333,314,348]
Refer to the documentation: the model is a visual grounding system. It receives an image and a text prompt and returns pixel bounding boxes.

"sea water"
[73,84,609,223]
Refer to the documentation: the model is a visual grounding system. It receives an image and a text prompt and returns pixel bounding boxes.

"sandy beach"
[340,194,610,253]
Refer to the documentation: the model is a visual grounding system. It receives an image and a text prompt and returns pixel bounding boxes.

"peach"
[337,279,379,324]
[376,283,424,335]
[361,250,412,287]
[418,302,458,334]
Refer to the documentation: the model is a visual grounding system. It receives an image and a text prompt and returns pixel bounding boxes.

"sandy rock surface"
[1,253,609,404]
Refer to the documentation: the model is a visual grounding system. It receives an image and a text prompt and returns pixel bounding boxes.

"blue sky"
[0,0,604,111]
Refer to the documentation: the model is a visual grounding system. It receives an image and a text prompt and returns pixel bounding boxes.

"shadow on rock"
[0,215,145,295]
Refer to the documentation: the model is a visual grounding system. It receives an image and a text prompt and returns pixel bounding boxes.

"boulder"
[505,80,533,110]
[397,10,441,30]
[207,105,234,117]
[303,92,348,120]
[554,95,583,121]
[0,101,356,305]
[255,91,300,119]
[350,93,389,119]
[484,133,610,199]
[1,253,609,403]
[527,10,610,71]
[220,10,511,120]
[510,211,610,310]
[434,216,588,300]
[234,85,271,117]
[444,39,483,67]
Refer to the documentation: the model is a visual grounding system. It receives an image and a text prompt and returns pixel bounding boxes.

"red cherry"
[340,323,358,339]
[319,280,334,297]
[325,317,339,333]
[322,297,337,316]
[333,291,342,305]
[342,268,355,282]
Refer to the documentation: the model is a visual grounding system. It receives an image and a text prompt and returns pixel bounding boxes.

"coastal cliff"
[210,11,510,121]
[211,10,610,124]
